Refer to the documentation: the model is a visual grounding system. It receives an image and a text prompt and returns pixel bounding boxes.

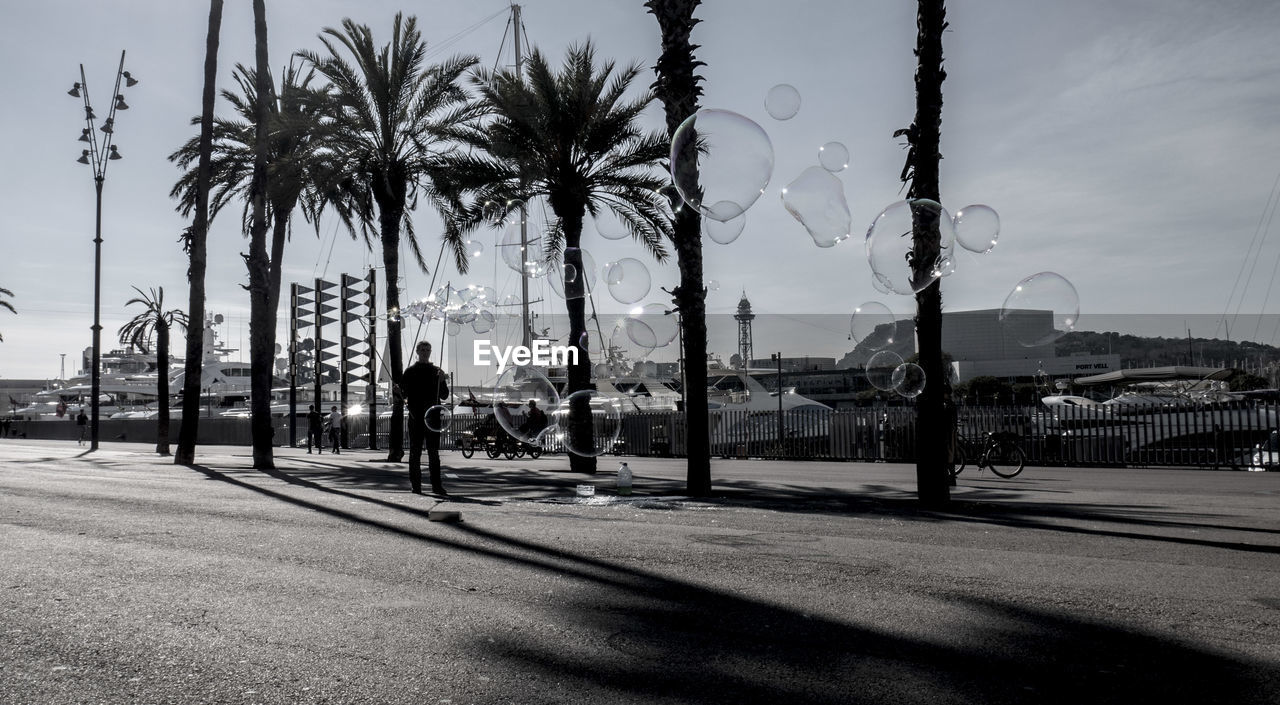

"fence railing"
[336,401,1280,469]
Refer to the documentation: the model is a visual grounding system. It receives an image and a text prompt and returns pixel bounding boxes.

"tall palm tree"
[439,42,672,474]
[898,0,951,507]
[646,0,712,496]
[0,287,13,341]
[298,14,480,461]
[174,0,224,466]
[244,0,274,468]
[119,287,189,456]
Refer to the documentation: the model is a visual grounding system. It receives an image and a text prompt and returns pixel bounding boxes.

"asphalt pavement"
[1,438,1278,704]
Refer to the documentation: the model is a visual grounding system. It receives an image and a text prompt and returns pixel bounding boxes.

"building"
[941,309,1119,384]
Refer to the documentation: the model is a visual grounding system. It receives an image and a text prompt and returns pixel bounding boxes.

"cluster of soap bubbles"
[395,284,501,337]
[483,365,622,457]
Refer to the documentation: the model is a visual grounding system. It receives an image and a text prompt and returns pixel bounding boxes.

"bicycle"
[952,430,1026,478]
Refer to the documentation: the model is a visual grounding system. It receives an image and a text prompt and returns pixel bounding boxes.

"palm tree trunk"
[906,0,950,507]
[647,0,712,496]
[380,205,406,462]
[247,0,274,469]
[175,0,223,466]
[156,322,171,455]
[555,197,596,474]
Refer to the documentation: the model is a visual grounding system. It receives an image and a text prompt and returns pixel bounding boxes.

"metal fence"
[344,402,1280,469]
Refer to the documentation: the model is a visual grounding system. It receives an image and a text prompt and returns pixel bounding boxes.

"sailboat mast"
[512,3,532,349]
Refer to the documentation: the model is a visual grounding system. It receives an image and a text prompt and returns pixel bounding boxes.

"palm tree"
[439,41,672,474]
[174,0,224,466]
[898,0,952,507]
[0,286,14,342]
[119,287,189,456]
[298,14,480,461]
[646,0,712,496]
[170,59,332,469]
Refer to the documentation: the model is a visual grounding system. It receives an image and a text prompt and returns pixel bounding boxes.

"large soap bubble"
[891,363,926,399]
[492,365,561,446]
[670,108,774,222]
[704,212,746,245]
[953,204,1000,254]
[818,142,849,173]
[607,318,654,371]
[999,272,1080,347]
[500,205,553,278]
[552,389,623,458]
[865,199,957,295]
[849,302,895,351]
[593,209,630,241]
[866,350,904,391]
[781,166,852,248]
[626,302,679,349]
[603,257,652,304]
[548,247,597,300]
[765,84,801,120]
[464,240,484,259]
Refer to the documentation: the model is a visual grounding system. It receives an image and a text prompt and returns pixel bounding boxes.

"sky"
[3,0,1280,382]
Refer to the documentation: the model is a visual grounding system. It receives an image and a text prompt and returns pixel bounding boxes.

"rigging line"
[313,217,341,278]
[1251,189,1280,341]
[492,11,513,73]
[424,7,509,61]
[1223,169,1280,336]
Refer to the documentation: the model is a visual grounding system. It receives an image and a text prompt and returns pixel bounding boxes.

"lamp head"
[77,150,90,164]
[108,145,122,160]
[122,71,138,87]
[68,83,82,98]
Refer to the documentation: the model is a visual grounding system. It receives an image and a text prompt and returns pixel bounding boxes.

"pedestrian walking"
[326,405,343,454]
[76,409,88,445]
[306,404,324,454]
[398,340,449,495]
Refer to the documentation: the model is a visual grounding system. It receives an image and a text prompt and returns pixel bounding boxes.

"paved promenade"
[2,439,1278,704]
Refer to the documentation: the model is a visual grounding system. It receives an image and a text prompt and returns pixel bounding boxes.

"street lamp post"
[68,50,137,451]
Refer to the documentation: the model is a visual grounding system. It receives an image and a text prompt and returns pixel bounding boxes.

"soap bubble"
[497,293,521,312]
[607,318,654,369]
[866,350,904,391]
[849,301,895,351]
[891,363,926,399]
[593,209,630,241]
[782,166,852,248]
[553,389,623,458]
[670,108,774,222]
[999,272,1080,347]
[425,404,452,432]
[481,200,502,226]
[953,204,1000,254]
[548,247,597,300]
[464,240,484,259]
[818,142,849,172]
[471,309,496,334]
[865,199,957,295]
[445,320,462,336]
[626,302,679,348]
[705,279,720,291]
[493,365,561,446]
[500,204,552,278]
[603,257,651,304]
[765,84,801,120]
[704,211,746,245]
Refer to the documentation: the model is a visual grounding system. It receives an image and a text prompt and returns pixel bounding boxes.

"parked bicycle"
[952,430,1026,478]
